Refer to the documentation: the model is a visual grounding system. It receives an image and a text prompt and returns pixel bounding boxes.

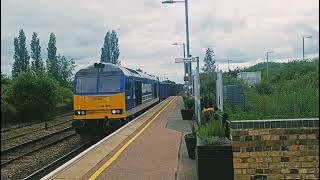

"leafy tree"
[1,84,17,122]
[57,86,73,106]
[12,29,30,78]
[100,30,120,64]
[101,31,110,63]
[47,33,58,78]
[200,48,217,108]
[200,72,216,107]
[30,32,45,74]
[10,71,60,121]
[56,55,75,85]
[110,30,120,64]
[202,48,215,73]
[1,72,11,85]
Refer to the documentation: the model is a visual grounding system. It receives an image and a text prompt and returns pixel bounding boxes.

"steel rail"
[1,112,73,133]
[1,131,77,166]
[1,119,73,142]
[1,126,74,157]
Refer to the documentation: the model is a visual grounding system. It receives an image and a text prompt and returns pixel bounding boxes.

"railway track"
[1,112,73,134]
[1,127,75,166]
[23,141,93,180]
[1,118,73,142]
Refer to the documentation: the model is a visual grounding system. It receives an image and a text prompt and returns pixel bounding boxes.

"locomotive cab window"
[76,76,97,94]
[99,76,121,93]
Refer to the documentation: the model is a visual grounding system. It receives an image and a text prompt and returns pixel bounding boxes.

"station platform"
[43,96,196,180]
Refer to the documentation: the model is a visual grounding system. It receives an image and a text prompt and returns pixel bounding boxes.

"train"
[72,62,183,136]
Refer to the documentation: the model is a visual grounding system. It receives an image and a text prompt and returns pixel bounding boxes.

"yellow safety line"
[89,96,177,180]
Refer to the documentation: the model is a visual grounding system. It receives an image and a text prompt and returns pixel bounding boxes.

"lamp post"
[162,0,192,96]
[302,36,312,60]
[227,60,232,72]
[266,51,273,78]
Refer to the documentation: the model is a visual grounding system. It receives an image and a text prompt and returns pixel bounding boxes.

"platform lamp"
[162,0,192,96]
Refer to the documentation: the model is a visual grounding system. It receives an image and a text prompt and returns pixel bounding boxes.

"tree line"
[2,29,75,124]
[2,28,120,125]
[12,29,75,85]
[10,28,121,81]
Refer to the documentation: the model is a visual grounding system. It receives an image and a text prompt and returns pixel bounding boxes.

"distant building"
[237,71,261,86]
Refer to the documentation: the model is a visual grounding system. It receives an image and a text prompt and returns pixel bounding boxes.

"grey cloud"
[1,0,319,82]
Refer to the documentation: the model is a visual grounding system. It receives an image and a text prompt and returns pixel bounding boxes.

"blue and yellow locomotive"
[72,62,181,135]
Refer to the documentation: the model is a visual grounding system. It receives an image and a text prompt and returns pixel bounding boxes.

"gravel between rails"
[1,112,73,133]
[1,123,73,150]
[1,128,76,166]
[1,119,72,142]
[24,141,93,180]
[1,133,87,180]
[1,114,73,140]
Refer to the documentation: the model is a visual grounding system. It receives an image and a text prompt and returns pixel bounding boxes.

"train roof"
[75,62,159,81]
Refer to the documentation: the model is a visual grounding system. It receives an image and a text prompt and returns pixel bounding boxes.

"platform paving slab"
[91,97,183,180]
[166,96,197,180]
[45,97,173,180]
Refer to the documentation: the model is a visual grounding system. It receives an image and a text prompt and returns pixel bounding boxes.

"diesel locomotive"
[72,62,182,135]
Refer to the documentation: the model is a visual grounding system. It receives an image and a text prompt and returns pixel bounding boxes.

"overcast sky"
[1,0,319,83]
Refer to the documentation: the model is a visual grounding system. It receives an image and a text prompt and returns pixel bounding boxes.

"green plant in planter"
[181,96,195,120]
[183,96,195,110]
[196,119,229,145]
[195,115,234,180]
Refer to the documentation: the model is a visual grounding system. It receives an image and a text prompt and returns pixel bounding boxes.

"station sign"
[175,57,198,63]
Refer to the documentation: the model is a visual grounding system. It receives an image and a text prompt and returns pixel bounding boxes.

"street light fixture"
[162,0,192,96]
[302,36,312,60]
[266,51,273,78]
[162,0,185,3]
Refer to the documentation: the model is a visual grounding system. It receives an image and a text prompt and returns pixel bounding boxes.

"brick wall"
[232,128,319,180]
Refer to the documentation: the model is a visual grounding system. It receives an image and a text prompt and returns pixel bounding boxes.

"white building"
[237,71,261,86]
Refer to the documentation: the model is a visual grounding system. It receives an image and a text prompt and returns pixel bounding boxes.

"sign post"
[216,70,223,112]
[175,56,201,125]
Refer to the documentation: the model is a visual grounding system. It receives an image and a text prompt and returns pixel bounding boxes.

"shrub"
[255,82,273,95]
[1,84,18,122]
[183,96,195,110]
[10,71,60,121]
[197,119,228,145]
[57,86,73,106]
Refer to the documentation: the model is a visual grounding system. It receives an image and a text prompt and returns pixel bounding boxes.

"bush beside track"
[1,71,73,126]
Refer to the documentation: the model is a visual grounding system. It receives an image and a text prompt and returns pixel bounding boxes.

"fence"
[225,87,319,120]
